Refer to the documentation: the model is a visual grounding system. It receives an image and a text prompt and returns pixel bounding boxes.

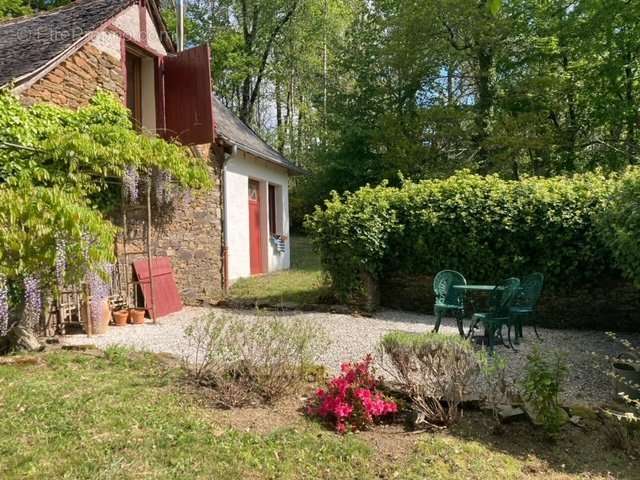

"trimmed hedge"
[602,167,640,288]
[306,170,637,318]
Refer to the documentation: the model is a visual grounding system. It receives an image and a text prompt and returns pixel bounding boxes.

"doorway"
[248,179,263,275]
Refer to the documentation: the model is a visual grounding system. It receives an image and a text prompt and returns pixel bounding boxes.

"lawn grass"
[228,235,333,306]
[0,349,637,479]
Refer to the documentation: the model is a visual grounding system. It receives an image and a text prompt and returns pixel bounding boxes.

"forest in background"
[3,0,639,227]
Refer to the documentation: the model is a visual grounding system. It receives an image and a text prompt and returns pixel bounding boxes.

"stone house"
[0,0,303,309]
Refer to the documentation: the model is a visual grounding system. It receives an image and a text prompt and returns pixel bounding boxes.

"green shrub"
[305,183,402,301]
[601,167,640,288]
[306,170,618,300]
[521,346,568,436]
[182,312,327,406]
[378,331,478,428]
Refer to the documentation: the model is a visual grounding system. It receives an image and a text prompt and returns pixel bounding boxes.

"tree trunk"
[0,303,42,355]
[0,324,43,355]
[475,47,495,174]
[624,49,637,163]
[275,79,285,152]
[447,64,454,106]
[562,53,578,172]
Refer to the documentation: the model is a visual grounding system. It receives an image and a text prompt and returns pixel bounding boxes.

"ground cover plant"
[593,332,640,454]
[0,348,638,479]
[182,312,327,406]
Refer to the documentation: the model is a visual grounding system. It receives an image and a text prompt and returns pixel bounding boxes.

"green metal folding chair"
[466,277,520,352]
[432,270,467,337]
[510,272,544,344]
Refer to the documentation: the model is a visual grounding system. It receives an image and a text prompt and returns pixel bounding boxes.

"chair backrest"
[514,272,544,309]
[487,277,521,317]
[433,270,467,307]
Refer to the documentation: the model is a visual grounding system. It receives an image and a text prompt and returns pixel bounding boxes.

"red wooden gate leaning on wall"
[249,179,263,275]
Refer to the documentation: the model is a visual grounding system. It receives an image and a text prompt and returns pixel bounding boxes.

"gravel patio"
[61,306,639,405]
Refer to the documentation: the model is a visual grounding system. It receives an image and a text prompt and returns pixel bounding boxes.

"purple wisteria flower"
[155,169,173,205]
[0,275,8,336]
[55,236,67,287]
[23,275,42,327]
[123,165,140,203]
[87,264,113,320]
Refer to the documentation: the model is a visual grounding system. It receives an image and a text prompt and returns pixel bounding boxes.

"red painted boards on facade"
[163,44,215,145]
[133,257,183,318]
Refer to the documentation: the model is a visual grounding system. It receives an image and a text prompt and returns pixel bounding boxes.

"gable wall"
[17,3,225,307]
[21,40,124,108]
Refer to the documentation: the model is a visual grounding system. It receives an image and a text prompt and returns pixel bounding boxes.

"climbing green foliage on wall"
[0,90,211,300]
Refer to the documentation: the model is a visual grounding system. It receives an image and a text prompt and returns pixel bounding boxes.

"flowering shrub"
[307,355,397,433]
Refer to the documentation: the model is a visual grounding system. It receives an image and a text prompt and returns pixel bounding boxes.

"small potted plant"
[129,307,146,325]
[112,308,129,327]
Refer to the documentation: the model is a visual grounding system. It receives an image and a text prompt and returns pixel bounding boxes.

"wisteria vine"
[23,275,42,327]
[155,169,173,205]
[123,165,140,203]
[86,263,113,321]
[0,275,8,336]
[55,236,67,288]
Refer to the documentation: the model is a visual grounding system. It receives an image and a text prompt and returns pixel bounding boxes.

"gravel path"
[62,306,639,405]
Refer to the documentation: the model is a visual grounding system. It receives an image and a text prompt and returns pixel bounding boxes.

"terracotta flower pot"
[129,308,146,325]
[112,309,129,327]
[81,298,110,335]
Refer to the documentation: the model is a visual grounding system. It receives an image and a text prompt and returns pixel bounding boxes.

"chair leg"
[507,324,518,352]
[487,325,495,354]
[513,314,521,345]
[532,312,542,341]
[455,311,465,337]
[433,310,443,333]
[497,324,509,348]
[466,318,479,340]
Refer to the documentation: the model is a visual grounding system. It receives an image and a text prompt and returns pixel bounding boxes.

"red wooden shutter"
[163,44,215,145]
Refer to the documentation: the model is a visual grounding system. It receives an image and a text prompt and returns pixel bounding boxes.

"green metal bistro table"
[452,285,497,292]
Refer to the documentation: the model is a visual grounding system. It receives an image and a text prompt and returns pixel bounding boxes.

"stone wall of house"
[114,146,225,307]
[21,42,124,108]
[152,145,225,305]
[20,42,226,308]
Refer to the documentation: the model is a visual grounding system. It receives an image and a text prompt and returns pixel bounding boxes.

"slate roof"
[213,95,305,175]
[0,0,134,87]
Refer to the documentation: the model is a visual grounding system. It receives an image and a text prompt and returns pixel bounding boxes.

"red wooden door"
[248,180,263,275]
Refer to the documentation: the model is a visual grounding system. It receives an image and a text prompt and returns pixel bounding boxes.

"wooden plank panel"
[133,257,183,318]
[163,44,215,145]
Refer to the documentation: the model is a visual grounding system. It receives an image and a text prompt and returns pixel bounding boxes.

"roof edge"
[218,134,308,176]
[1,0,173,91]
